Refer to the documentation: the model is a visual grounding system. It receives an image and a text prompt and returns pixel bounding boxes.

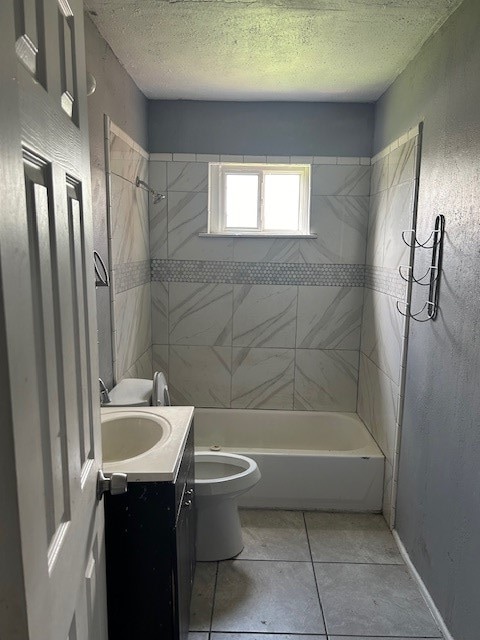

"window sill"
[198,232,317,239]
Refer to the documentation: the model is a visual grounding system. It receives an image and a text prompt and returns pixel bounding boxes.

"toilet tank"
[106,372,170,407]
[107,378,153,407]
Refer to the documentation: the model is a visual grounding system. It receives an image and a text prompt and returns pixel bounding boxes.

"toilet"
[194,452,261,561]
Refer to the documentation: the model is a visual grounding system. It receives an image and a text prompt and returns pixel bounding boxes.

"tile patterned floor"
[190,510,443,640]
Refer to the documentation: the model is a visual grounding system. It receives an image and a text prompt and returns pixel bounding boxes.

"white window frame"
[207,162,312,237]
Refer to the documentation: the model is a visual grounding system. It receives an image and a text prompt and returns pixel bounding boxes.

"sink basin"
[102,411,171,463]
[100,406,194,481]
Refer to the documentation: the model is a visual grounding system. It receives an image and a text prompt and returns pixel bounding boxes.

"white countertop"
[101,406,194,482]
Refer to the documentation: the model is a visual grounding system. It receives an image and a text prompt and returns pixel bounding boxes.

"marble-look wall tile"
[233,285,297,348]
[120,347,153,381]
[360,133,420,520]
[365,190,388,267]
[152,344,169,375]
[150,195,168,259]
[169,283,233,346]
[294,349,359,411]
[149,159,168,259]
[169,345,231,407]
[312,165,370,196]
[167,162,208,192]
[151,281,169,344]
[168,191,233,261]
[383,459,394,527]
[114,283,152,380]
[367,142,417,271]
[384,181,415,270]
[388,138,417,188]
[370,155,388,195]
[296,286,363,350]
[299,196,368,264]
[231,347,295,409]
[233,238,299,263]
[110,174,149,266]
[360,288,403,385]
[149,161,168,191]
[357,354,399,463]
[110,131,148,183]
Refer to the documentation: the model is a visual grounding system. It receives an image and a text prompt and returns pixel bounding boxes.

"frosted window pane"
[264,174,300,231]
[225,174,258,228]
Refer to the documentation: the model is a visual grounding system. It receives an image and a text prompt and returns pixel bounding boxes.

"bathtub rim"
[194,408,383,459]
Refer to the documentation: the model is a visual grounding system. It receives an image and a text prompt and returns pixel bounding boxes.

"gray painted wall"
[375,1,480,638]
[85,13,148,387]
[148,100,374,156]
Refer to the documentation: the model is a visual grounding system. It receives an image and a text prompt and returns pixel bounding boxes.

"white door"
[0,1,108,639]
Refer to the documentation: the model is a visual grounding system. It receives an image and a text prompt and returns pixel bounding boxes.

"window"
[207,163,312,236]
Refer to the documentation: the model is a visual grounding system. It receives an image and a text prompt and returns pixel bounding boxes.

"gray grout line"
[217,557,404,566]
[209,561,220,635]
[302,511,329,639]
[154,343,358,351]
[205,633,438,638]
[207,633,328,637]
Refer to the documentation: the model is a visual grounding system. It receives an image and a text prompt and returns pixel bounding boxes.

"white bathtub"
[194,409,384,511]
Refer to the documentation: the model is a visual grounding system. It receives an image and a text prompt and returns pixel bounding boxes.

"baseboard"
[392,530,454,640]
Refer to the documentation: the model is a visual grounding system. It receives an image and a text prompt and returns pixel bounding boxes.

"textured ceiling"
[85,0,463,101]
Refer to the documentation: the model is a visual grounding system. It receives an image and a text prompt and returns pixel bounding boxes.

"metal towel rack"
[94,250,110,288]
[396,214,445,322]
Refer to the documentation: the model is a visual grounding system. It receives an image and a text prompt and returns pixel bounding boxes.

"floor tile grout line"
[207,633,328,637]
[204,632,441,638]
[302,511,329,638]
[221,557,405,566]
[208,561,220,635]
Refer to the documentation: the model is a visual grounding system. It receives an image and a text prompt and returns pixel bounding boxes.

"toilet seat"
[194,452,260,497]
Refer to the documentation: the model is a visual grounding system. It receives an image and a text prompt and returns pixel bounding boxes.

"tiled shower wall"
[107,123,152,382]
[357,126,421,524]
[149,153,371,409]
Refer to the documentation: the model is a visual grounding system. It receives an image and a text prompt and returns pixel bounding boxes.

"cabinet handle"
[183,499,193,508]
[186,488,194,496]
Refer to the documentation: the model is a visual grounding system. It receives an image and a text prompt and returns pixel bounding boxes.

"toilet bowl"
[194,452,261,561]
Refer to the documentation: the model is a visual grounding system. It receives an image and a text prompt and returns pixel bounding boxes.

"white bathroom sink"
[101,412,171,463]
[100,406,194,481]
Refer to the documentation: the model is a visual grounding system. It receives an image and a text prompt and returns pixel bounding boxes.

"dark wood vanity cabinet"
[104,423,196,640]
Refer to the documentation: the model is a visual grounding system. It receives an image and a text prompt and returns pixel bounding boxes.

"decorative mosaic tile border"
[151,259,365,287]
[113,260,408,294]
[364,265,406,299]
[113,260,150,294]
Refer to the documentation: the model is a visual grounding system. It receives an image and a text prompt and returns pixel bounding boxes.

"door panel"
[24,154,70,546]
[13,0,45,80]
[67,182,95,472]
[57,1,77,120]
[0,0,107,638]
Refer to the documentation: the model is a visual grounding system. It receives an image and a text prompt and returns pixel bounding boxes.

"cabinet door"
[175,486,196,640]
